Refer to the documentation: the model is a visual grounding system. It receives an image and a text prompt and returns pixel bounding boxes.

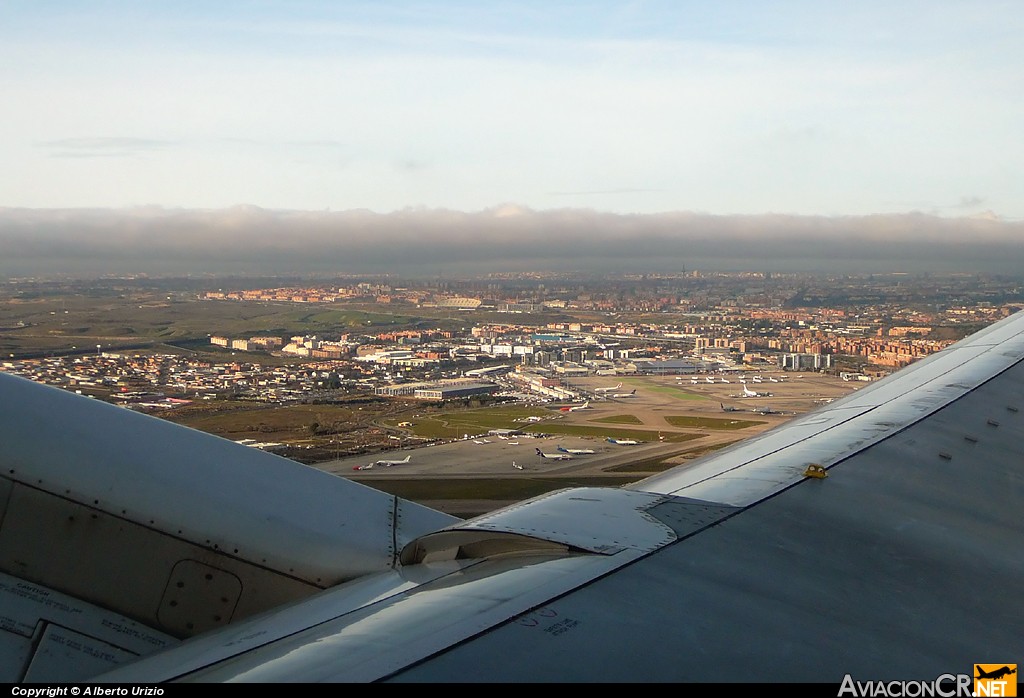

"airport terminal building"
[375,379,499,400]
[632,359,703,375]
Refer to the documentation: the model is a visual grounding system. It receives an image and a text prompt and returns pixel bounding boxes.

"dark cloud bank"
[2,205,1023,279]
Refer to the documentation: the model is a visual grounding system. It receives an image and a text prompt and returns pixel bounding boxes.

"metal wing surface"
[3,311,1024,682]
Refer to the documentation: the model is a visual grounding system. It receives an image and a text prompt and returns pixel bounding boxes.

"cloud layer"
[2,206,1023,278]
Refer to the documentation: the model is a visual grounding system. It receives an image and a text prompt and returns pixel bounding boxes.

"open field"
[349,475,641,518]
[382,405,548,439]
[162,401,360,441]
[0,284,599,360]
[662,415,766,430]
[605,439,742,473]
[592,414,643,424]
[526,424,700,442]
[0,292,428,358]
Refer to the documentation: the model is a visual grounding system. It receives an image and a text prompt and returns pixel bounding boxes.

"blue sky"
[2,1,1022,217]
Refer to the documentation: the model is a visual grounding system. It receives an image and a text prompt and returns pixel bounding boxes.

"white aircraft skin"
[557,445,595,455]
[536,448,573,460]
[606,437,640,445]
[610,389,636,398]
[594,382,622,393]
[560,401,590,412]
[4,311,1024,682]
[374,455,410,466]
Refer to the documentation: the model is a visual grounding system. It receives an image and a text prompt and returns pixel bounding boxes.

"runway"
[315,371,859,514]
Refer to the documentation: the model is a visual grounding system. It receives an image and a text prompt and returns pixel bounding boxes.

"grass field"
[161,402,361,440]
[357,475,640,508]
[385,405,549,439]
[606,439,741,473]
[523,424,701,443]
[662,415,766,430]
[390,405,703,443]
[592,414,643,424]
[604,455,684,474]
[0,293,426,358]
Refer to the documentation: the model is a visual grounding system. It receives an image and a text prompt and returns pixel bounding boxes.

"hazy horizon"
[2,205,1023,280]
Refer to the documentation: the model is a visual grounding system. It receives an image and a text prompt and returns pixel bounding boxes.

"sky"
[2,0,1023,218]
[2,1,1024,280]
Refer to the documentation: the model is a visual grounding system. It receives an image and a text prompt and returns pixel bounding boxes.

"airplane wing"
[0,373,457,682]
[3,311,1024,682]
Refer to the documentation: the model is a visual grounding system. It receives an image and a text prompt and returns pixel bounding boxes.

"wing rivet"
[803,463,828,479]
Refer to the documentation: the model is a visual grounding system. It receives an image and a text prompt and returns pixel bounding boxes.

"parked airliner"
[558,445,595,455]
[354,455,410,470]
[559,401,590,412]
[536,448,573,460]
